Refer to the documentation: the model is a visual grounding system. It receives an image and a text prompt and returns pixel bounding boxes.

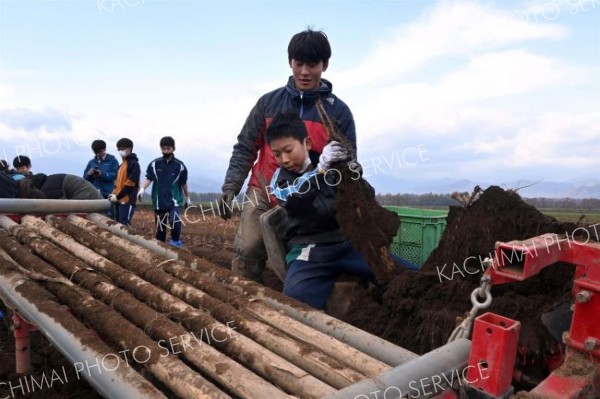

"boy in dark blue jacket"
[141,136,191,247]
[83,140,119,198]
[267,113,372,309]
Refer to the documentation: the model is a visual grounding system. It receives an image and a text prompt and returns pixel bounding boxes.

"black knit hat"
[13,155,31,168]
[159,136,175,148]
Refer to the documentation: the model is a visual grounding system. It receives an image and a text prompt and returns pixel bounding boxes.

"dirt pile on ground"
[343,186,590,356]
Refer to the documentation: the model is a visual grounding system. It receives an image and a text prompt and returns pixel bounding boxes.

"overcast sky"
[0,0,598,194]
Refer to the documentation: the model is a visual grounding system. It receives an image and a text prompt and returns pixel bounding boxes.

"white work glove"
[185,197,192,208]
[108,194,118,203]
[138,188,147,203]
[318,141,349,173]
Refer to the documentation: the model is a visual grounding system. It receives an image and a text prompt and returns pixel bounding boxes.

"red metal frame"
[466,313,520,396]
[529,349,600,399]
[12,313,38,374]
[5,213,84,374]
[467,233,600,398]
[489,233,600,358]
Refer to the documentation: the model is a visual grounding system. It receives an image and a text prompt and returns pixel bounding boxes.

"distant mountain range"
[365,177,600,199]
[186,176,600,198]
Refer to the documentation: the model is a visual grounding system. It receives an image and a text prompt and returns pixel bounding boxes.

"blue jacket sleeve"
[222,98,266,195]
[101,156,119,182]
[83,161,94,181]
[179,163,188,186]
[145,161,156,181]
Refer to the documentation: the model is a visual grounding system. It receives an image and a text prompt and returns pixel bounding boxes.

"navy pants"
[284,241,375,309]
[154,207,182,242]
[115,203,136,226]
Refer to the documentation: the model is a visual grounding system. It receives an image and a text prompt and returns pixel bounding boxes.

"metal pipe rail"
[0,198,110,214]
[0,250,166,399]
[326,338,471,399]
[86,212,419,367]
[0,211,459,398]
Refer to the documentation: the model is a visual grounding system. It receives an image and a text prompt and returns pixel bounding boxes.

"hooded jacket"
[113,153,140,205]
[222,77,356,196]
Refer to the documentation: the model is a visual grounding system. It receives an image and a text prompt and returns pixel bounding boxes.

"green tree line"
[187,192,600,210]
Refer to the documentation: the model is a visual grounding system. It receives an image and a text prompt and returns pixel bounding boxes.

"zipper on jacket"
[299,91,304,118]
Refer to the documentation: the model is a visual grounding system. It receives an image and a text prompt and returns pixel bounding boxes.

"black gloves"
[218,190,236,220]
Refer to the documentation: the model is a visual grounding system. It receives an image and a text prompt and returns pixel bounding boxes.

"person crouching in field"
[18,174,103,200]
[266,113,374,309]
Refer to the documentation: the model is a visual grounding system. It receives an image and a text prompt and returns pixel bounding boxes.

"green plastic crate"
[384,206,448,268]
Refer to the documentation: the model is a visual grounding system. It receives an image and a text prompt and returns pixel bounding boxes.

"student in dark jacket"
[266,113,371,309]
[109,138,140,225]
[0,171,18,198]
[220,28,357,284]
[18,174,103,200]
[141,136,191,247]
[83,140,120,198]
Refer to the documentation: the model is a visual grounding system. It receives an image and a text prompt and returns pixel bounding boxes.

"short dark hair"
[266,113,308,144]
[159,136,175,148]
[116,138,133,149]
[13,155,31,168]
[91,140,106,153]
[0,160,8,171]
[288,28,331,64]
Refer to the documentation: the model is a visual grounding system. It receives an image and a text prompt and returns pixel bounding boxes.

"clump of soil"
[344,186,590,357]
[335,168,400,284]
[554,350,595,377]
[316,98,400,284]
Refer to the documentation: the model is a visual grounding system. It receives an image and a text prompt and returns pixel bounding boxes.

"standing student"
[109,138,140,225]
[83,139,119,198]
[141,136,191,247]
